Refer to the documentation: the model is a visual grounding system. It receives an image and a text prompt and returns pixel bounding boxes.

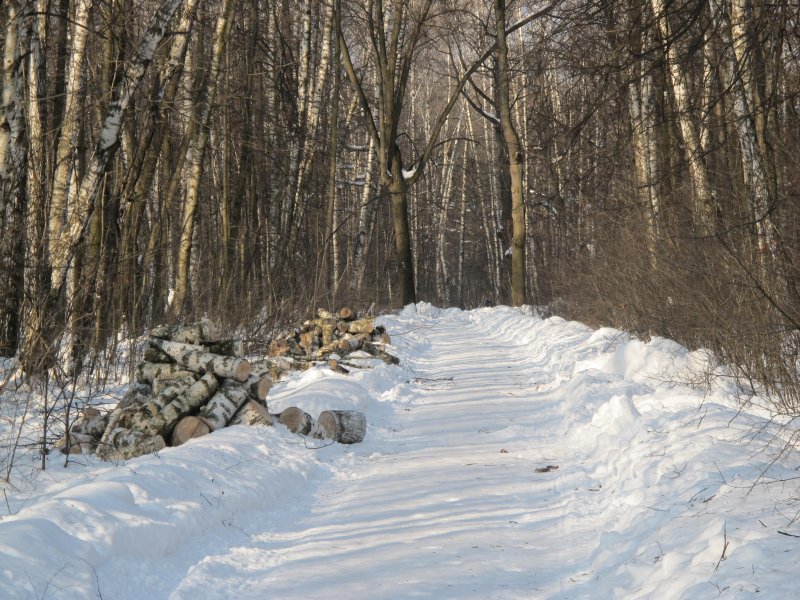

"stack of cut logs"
[267,307,399,371]
[56,309,394,461]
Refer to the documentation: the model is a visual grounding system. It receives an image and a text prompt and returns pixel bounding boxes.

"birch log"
[149,338,251,381]
[244,374,272,400]
[55,432,97,455]
[149,319,217,344]
[136,361,196,384]
[96,429,166,461]
[159,372,220,425]
[148,374,197,414]
[229,400,274,426]
[171,416,212,446]
[337,307,355,321]
[119,383,152,408]
[328,360,350,375]
[201,339,244,357]
[347,318,375,334]
[278,407,315,435]
[200,380,251,430]
[362,342,400,365]
[315,410,366,444]
[70,410,109,438]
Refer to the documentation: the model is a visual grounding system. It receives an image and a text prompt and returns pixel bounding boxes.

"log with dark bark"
[315,410,367,444]
[149,338,251,381]
[171,415,212,446]
[201,339,245,357]
[278,407,315,435]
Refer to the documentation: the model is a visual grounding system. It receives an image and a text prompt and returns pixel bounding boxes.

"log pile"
[268,307,398,368]
[66,319,275,461]
[55,310,391,461]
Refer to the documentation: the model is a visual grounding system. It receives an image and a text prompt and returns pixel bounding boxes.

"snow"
[2,305,800,598]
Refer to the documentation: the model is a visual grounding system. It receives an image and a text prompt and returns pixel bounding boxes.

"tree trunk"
[168,0,235,318]
[494,0,526,306]
[0,0,28,356]
[650,0,717,232]
[389,180,416,305]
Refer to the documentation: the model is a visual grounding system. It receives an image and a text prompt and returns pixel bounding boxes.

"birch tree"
[169,0,237,318]
[0,0,28,356]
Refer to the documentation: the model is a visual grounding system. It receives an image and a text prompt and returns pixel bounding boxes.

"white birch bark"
[149,338,252,381]
[724,0,776,263]
[291,0,336,240]
[49,0,187,294]
[650,0,717,231]
[628,28,660,259]
[352,135,377,290]
[47,0,91,250]
[168,0,235,317]
[200,379,251,430]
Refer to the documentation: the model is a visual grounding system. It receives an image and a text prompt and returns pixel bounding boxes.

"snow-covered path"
[170,309,596,599]
[2,305,799,599]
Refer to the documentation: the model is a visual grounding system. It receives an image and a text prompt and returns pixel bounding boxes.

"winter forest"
[1,0,800,412]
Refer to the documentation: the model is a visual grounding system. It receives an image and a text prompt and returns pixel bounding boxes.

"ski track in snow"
[2,305,799,599]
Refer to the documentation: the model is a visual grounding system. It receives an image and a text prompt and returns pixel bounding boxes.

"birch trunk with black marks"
[169,0,235,318]
[650,0,717,232]
[0,0,28,356]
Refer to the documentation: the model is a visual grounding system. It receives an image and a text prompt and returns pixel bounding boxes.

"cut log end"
[316,410,366,444]
[250,376,272,400]
[171,416,212,446]
[235,360,252,382]
[278,407,314,435]
[337,307,355,321]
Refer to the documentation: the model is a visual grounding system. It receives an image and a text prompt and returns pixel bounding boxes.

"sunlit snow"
[1,305,797,598]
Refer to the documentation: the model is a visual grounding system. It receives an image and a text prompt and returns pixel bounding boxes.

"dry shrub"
[550,202,800,418]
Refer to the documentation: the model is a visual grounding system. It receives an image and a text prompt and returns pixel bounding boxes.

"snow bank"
[1,305,798,599]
